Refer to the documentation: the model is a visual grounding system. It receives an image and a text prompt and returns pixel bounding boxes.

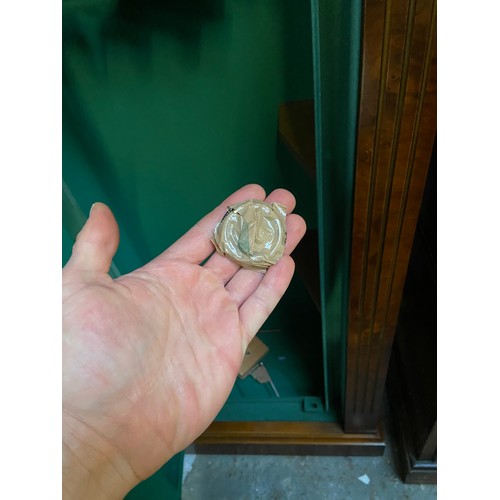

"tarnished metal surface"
[212,200,287,272]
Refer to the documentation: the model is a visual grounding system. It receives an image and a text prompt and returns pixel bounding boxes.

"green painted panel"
[63,0,315,264]
[63,0,333,433]
[311,0,362,415]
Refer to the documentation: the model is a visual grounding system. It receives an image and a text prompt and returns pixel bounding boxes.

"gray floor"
[182,403,436,500]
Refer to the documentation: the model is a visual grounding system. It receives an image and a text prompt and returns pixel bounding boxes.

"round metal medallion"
[211,199,287,272]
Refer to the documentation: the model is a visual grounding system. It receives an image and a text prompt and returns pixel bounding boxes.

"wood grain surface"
[344,0,437,433]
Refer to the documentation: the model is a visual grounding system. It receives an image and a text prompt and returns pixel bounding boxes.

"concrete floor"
[182,403,437,499]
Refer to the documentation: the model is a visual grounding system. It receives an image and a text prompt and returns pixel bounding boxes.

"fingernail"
[89,203,97,216]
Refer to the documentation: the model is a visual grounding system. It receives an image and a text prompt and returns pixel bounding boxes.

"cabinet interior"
[62,0,338,423]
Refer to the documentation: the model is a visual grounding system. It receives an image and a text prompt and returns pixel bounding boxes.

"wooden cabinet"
[387,142,437,483]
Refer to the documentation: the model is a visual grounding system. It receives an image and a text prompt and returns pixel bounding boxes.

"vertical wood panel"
[344,0,436,433]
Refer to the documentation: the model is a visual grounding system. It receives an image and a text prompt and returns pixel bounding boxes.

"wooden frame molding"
[194,421,384,456]
[344,0,437,433]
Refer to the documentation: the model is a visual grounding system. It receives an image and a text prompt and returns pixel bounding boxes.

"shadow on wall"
[105,0,226,67]
[63,0,226,73]
[112,0,225,36]
[62,0,226,268]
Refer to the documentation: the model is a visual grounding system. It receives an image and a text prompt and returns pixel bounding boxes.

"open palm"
[62,184,306,497]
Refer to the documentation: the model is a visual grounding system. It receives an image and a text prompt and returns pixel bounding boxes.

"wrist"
[62,411,139,499]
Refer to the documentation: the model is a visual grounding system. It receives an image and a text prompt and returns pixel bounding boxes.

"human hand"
[62,184,306,498]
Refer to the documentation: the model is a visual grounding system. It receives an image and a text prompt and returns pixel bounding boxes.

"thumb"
[67,202,120,275]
